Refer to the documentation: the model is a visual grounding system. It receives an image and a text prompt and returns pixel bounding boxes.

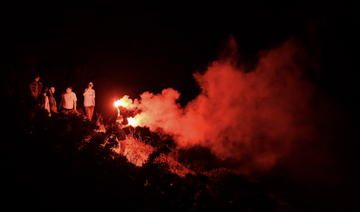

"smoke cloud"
[130,40,315,172]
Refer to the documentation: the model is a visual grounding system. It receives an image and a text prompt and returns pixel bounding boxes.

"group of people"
[29,75,96,121]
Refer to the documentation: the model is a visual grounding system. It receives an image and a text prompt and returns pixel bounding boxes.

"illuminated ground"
[3,105,285,211]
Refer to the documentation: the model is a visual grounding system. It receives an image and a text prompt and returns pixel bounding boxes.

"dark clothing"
[29,81,43,100]
[61,108,75,114]
[49,93,57,113]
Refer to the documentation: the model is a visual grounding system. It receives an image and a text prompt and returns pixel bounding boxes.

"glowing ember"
[154,153,194,177]
[112,136,154,167]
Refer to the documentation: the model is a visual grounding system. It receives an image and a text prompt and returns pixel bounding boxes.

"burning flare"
[127,117,139,127]
[114,95,134,109]
[114,95,143,127]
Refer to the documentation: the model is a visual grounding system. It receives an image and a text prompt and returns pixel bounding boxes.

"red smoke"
[125,40,315,173]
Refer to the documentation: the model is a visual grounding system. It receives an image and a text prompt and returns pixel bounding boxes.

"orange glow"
[114,95,133,109]
[109,40,316,174]
[112,136,154,167]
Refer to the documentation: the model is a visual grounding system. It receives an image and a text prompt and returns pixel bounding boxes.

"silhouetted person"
[83,82,95,120]
[60,87,77,113]
[29,75,43,101]
[49,87,58,114]
[41,87,51,117]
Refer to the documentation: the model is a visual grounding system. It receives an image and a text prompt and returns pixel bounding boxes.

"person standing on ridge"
[60,86,77,113]
[29,75,43,101]
[48,87,58,114]
[83,82,95,120]
[41,87,51,117]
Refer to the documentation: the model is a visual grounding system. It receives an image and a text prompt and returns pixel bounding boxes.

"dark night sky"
[2,4,358,100]
[2,3,360,209]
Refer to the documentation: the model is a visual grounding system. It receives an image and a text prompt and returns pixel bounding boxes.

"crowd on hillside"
[29,75,96,120]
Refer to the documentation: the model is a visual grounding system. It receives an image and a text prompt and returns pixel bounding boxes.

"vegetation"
[2,98,283,211]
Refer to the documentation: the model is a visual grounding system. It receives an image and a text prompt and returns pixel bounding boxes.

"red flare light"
[114,95,133,109]
[127,117,138,127]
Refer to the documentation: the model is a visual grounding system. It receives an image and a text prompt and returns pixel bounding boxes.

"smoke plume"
[131,40,315,172]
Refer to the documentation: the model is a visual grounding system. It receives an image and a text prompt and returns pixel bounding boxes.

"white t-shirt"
[83,88,95,107]
[62,92,77,109]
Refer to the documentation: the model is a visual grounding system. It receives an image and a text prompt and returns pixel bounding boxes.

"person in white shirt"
[83,82,95,120]
[60,86,77,112]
